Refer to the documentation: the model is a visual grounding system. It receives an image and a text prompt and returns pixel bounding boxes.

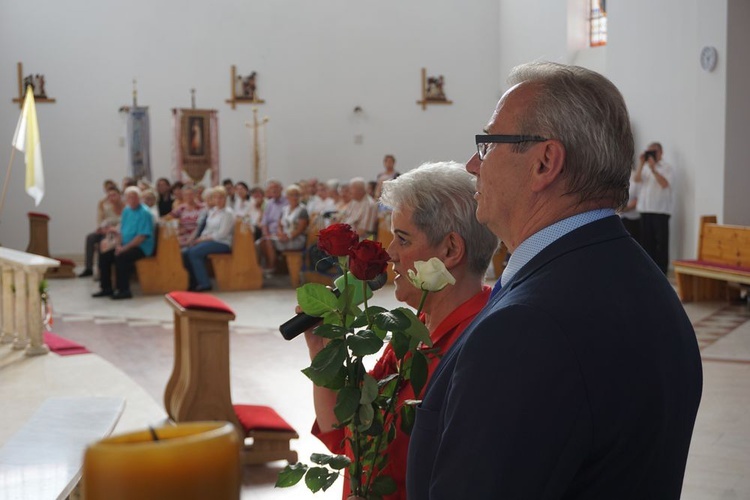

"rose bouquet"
[276,223,455,499]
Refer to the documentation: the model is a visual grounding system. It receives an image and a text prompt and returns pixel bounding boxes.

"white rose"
[407,257,456,292]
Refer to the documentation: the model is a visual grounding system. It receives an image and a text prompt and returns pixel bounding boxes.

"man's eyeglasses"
[475,134,548,161]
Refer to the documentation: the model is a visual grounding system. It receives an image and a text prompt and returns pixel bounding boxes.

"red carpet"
[43,331,91,356]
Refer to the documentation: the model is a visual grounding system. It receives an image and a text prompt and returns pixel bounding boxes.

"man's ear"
[441,232,466,270]
[530,140,566,192]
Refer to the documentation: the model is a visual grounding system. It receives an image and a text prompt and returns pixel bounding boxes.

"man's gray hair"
[380,162,498,276]
[508,61,633,209]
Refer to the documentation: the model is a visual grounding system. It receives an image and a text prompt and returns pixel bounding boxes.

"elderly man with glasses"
[406,62,702,500]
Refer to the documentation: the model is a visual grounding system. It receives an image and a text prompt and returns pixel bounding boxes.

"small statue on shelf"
[241,72,258,101]
[425,75,446,101]
[37,74,46,98]
[22,74,47,98]
[23,74,35,96]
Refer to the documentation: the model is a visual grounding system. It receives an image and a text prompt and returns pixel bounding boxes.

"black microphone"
[279,273,388,340]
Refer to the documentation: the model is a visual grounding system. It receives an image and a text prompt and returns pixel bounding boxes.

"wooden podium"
[26,212,75,279]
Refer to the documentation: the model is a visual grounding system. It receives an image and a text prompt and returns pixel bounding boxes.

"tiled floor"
[28,275,750,498]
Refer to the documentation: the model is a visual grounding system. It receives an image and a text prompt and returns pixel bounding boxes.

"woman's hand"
[298,305,329,359]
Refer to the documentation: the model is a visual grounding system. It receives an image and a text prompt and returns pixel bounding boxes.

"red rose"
[349,240,390,281]
[318,223,359,257]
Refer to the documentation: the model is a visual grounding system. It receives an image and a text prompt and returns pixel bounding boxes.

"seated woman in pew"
[182,187,234,292]
[259,184,309,276]
[168,184,204,248]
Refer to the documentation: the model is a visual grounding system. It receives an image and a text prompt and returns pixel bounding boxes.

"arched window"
[590,0,607,47]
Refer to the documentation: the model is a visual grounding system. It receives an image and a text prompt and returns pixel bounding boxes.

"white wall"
[724,0,750,226]
[497,0,733,262]
[608,0,728,260]
[0,0,501,254]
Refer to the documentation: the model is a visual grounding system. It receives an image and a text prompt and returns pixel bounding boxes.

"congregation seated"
[305,180,337,227]
[259,184,309,277]
[79,181,122,278]
[181,187,234,292]
[92,186,155,300]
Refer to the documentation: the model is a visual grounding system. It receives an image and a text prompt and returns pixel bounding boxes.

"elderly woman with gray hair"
[305,161,498,500]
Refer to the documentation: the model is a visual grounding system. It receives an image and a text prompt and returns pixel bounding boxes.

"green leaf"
[357,402,375,431]
[391,330,410,359]
[351,306,388,328]
[302,339,347,386]
[360,373,379,404]
[297,283,338,317]
[321,311,340,326]
[336,285,355,312]
[313,323,349,339]
[399,404,416,435]
[321,365,347,390]
[396,307,433,348]
[304,466,337,493]
[410,349,429,399]
[275,462,307,487]
[363,409,384,437]
[310,454,351,470]
[334,386,361,423]
[371,475,398,495]
[348,329,384,357]
[330,456,351,470]
[375,309,411,332]
[310,453,333,465]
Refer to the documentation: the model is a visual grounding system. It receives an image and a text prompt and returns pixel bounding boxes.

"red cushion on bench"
[233,404,296,434]
[27,211,50,220]
[56,257,76,266]
[166,291,235,314]
[675,259,750,273]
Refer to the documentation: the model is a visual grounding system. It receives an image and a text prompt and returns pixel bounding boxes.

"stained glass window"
[590,0,607,47]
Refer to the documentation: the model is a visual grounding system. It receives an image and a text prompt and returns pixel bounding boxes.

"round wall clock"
[700,46,718,72]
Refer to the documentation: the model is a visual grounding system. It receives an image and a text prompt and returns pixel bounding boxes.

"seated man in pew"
[92,186,154,300]
[182,187,235,292]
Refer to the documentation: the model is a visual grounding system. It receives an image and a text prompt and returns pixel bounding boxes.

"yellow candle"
[82,421,241,500]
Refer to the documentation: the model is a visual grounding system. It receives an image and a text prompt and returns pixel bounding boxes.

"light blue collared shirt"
[493,209,616,295]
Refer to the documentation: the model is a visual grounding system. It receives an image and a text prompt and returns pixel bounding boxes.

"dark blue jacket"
[406,216,702,499]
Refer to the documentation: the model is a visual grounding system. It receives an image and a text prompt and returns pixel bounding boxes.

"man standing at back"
[406,62,702,499]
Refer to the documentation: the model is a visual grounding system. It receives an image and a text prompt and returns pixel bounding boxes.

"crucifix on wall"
[245,108,269,186]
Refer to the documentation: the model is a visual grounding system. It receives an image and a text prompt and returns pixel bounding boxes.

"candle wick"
[148,426,160,441]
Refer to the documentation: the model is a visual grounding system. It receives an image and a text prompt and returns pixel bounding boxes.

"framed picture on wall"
[180,109,213,182]
[181,110,211,161]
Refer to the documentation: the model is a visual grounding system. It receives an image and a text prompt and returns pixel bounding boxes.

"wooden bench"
[135,222,189,294]
[673,215,750,302]
[164,292,298,465]
[208,220,263,291]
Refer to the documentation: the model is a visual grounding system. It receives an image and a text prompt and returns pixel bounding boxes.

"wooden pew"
[208,220,263,291]
[673,215,750,302]
[164,292,298,465]
[135,223,189,294]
